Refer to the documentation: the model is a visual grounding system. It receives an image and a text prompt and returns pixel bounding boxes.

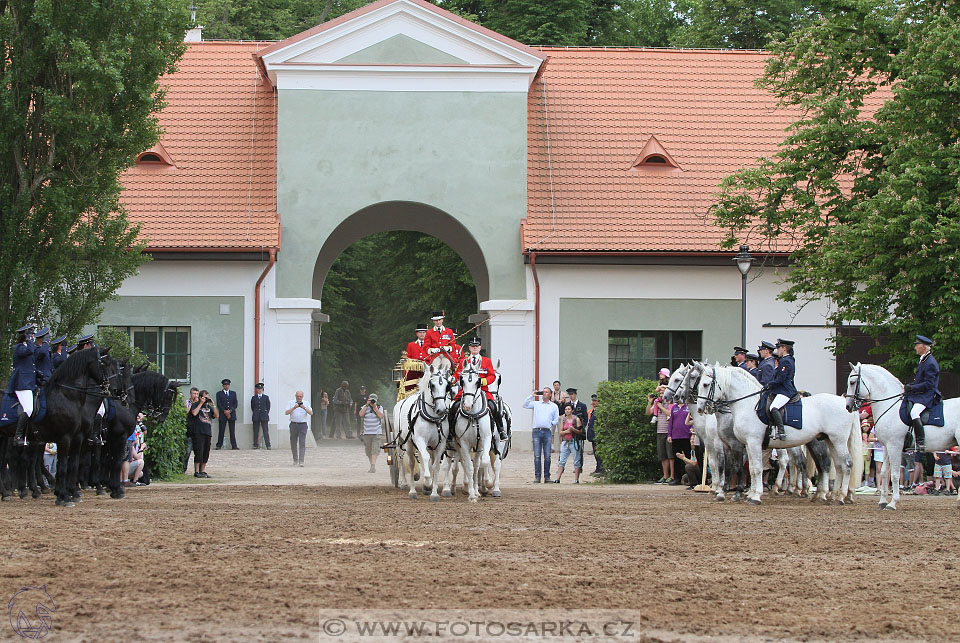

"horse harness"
[844,368,904,424]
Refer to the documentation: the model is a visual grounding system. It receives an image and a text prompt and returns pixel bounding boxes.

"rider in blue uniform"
[766,339,797,441]
[731,346,750,370]
[33,327,52,384]
[11,324,37,445]
[756,341,777,386]
[744,352,761,381]
[904,335,939,451]
[50,335,67,370]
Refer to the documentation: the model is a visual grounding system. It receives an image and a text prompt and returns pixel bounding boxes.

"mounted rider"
[405,324,428,361]
[756,341,777,386]
[50,335,68,371]
[76,333,107,443]
[11,324,37,445]
[34,327,53,384]
[448,336,505,444]
[743,352,761,381]
[904,335,939,451]
[766,339,797,441]
[423,311,457,364]
[731,346,750,371]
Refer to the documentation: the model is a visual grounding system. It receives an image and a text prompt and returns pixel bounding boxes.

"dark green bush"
[144,388,186,481]
[594,378,660,483]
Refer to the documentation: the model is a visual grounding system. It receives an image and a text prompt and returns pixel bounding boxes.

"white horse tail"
[848,411,864,495]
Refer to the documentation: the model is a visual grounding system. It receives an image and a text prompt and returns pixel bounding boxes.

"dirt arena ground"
[3,440,958,641]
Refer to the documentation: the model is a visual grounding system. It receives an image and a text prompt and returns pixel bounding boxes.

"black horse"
[96,369,176,499]
[3,348,121,506]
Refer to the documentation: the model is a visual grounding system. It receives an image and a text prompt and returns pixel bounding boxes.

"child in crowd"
[933,449,955,495]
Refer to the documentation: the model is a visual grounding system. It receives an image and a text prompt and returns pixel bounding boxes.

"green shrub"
[144,388,186,481]
[594,378,660,483]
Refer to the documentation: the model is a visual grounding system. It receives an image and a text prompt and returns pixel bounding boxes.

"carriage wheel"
[390,451,400,488]
[383,416,401,489]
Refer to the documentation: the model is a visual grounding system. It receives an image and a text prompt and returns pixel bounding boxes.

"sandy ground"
[2,439,959,642]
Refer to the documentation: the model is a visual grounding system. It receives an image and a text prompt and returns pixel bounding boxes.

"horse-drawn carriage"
[381,353,427,488]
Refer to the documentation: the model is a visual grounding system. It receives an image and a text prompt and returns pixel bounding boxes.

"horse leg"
[490,448,502,498]
[827,437,853,506]
[405,442,418,500]
[428,448,442,502]
[884,444,903,511]
[744,439,764,504]
[68,439,83,502]
[55,439,73,507]
[459,437,478,503]
[773,450,786,496]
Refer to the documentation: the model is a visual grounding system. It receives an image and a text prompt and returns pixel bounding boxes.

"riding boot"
[911,417,925,451]
[14,414,28,446]
[446,400,460,447]
[88,414,104,446]
[487,399,506,440]
[769,407,786,441]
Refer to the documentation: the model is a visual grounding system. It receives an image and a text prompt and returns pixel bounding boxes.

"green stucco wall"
[336,34,467,64]
[558,298,740,395]
[276,89,528,301]
[93,296,246,421]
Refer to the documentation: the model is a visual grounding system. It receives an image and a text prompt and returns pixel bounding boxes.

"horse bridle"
[458,365,489,421]
[845,368,871,411]
[419,370,450,423]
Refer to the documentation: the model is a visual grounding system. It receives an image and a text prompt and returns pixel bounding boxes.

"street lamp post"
[734,245,755,348]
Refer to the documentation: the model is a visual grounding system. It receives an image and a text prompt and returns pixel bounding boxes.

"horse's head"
[844,362,866,412]
[662,364,687,403]
[696,362,721,414]
[427,367,450,414]
[678,364,702,405]
[459,363,483,408]
[158,381,178,422]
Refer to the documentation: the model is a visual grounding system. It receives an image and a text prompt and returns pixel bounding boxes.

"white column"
[481,299,535,449]
[267,298,324,450]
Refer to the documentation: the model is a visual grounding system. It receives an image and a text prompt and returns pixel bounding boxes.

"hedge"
[594,378,660,483]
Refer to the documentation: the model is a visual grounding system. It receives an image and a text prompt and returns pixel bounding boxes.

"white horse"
[450,363,494,502]
[393,366,452,501]
[696,362,863,505]
[663,365,725,496]
[845,363,960,511]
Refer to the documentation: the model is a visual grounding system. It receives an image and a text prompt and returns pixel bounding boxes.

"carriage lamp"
[733,245,755,347]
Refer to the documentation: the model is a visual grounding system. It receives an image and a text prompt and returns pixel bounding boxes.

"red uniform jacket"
[423,326,456,356]
[405,339,426,361]
[454,354,495,401]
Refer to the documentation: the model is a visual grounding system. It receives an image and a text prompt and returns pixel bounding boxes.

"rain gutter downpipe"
[530,251,540,391]
[254,247,277,386]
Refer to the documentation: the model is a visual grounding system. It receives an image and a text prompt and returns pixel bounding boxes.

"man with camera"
[190,389,218,478]
[359,393,385,473]
[285,390,313,466]
[524,386,560,483]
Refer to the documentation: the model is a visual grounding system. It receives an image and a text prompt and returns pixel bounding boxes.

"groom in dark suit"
[216,378,239,450]
[250,382,271,449]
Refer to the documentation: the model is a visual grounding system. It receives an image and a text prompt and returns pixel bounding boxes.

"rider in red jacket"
[405,324,428,361]
[422,311,457,362]
[448,336,505,444]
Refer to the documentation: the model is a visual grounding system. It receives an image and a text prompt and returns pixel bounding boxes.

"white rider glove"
[428,348,439,355]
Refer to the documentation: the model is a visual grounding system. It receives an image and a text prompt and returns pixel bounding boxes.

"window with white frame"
[106,326,191,382]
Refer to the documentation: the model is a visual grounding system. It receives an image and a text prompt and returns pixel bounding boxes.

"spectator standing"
[355,385,369,440]
[647,387,673,483]
[359,393,385,473]
[43,443,57,477]
[319,391,329,438]
[332,381,353,439]
[553,403,584,483]
[183,388,199,474]
[190,390,217,478]
[285,390,313,466]
[215,378,239,450]
[251,383,271,449]
[587,394,602,475]
[933,450,954,495]
[524,387,559,483]
[566,388,588,478]
[667,402,691,486]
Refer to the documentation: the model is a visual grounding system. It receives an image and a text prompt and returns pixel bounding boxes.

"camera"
[298,401,303,407]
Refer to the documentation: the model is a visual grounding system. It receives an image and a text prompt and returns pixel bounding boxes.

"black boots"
[488,399,506,441]
[14,414,28,446]
[88,414,104,446]
[911,417,925,451]
[446,401,460,447]
[769,407,786,441]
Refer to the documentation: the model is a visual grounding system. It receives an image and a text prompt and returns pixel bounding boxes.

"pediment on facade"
[257,0,545,92]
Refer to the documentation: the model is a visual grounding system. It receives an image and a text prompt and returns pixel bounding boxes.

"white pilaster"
[266,298,324,450]
[480,299,535,448]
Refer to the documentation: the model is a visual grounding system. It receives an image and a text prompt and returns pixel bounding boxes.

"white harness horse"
[449,363,494,502]
[696,362,863,505]
[393,366,451,501]
[845,363,960,511]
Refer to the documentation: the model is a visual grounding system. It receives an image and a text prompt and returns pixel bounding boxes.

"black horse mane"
[132,370,170,405]
[47,348,100,386]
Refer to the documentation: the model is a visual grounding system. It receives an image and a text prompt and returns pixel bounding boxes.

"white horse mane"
[417,367,447,395]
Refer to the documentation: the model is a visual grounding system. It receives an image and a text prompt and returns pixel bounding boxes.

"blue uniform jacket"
[757,357,777,386]
[906,353,940,408]
[250,394,270,422]
[10,341,37,391]
[766,354,797,398]
[34,343,52,380]
[51,350,67,371]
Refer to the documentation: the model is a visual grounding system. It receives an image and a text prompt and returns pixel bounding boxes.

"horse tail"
[848,411,864,490]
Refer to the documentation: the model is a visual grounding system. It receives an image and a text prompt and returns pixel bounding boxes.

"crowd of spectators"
[525,381,601,484]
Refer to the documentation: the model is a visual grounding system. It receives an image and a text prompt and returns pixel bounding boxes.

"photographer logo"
[8,585,56,639]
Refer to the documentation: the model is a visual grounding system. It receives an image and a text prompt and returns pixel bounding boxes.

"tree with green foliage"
[672,0,816,49]
[710,0,960,378]
[0,0,188,371]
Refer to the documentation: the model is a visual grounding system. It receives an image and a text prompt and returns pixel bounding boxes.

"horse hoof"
[430,495,441,503]
[31,491,41,499]
[747,498,761,506]
[878,502,887,510]
[110,492,124,500]
[882,504,897,511]
[96,489,107,496]
[442,490,452,497]
[469,497,478,504]
[1,495,13,502]
[41,488,51,495]
[63,501,76,508]
[408,492,417,500]
[714,495,725,502]
[19,491,27,500]
[799,492,808,498]
[833,499,845,506]
[491,490,501,498]
[54,498,63,506]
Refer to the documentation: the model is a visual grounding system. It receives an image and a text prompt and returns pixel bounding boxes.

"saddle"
[756,392,803,430]
[899,400,945,428]
[0,389,47,427]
